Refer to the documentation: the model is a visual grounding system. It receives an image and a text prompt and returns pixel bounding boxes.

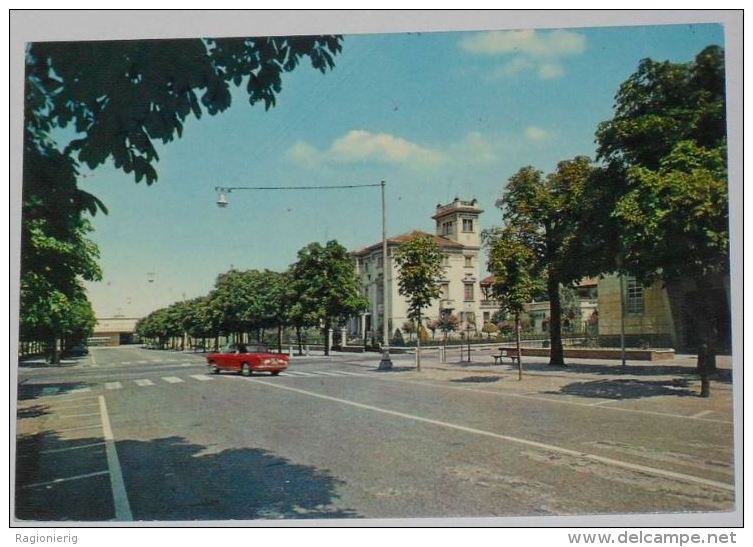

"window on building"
[462,218,473,232]
[440,282,450,299]
[376,281,384,305]
[464,255,473,268]
[483,312,490,322]
[442,221,453,236]
[626,276,644,315]
[464,283,474,301]
[377,256,383,268]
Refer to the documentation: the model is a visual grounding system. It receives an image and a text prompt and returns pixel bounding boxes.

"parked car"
[206,343,289,376]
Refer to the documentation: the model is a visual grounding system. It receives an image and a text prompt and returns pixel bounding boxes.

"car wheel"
[271,371,281,376]
[207,362,219,375]
[241,363,251,376]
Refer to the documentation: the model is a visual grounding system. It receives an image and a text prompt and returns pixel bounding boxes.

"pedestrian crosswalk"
[31,368,382,398]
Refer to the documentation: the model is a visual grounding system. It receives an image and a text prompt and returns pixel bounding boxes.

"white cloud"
[330,130,443,167]
[461,29,586,80]
[287,130,503,171]
[537,62,564,80]
[524,126,552,141]
[460,29,586,58]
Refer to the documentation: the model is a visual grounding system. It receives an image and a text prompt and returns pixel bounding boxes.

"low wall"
[499,346,675,361]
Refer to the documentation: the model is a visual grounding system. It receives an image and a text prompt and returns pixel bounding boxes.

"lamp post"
[214,181,393,370]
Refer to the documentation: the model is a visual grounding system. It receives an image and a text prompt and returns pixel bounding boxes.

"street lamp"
[213,182,393,370]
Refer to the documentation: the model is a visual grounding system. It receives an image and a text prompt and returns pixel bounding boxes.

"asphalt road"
[14,346,735,522]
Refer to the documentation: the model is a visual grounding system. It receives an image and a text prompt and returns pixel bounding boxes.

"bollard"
[697,343,711,398]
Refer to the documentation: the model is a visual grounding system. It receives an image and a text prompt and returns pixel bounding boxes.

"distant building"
[350,198,484,341]
[90,317,140,346]
[479,276,598,334]
[596,274,730,351]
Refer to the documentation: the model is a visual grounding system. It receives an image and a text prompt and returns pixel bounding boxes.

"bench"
[492,349,520,365]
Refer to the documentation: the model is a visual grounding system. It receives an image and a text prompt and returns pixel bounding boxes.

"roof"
[481,275,598,287]
[353,230,465,256]
[94,317,140,334]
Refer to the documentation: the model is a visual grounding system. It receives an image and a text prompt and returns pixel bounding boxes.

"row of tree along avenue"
[21,36,344,363]
[136,241,367,356]
[485,45,728,368]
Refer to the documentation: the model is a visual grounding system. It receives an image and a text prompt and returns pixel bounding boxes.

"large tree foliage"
[484,223,543,376]
[290,241,368,356]
[493,156,595,366]
[25,36,343,185]
[22,35,343,359]
[595,45,728,284]
[393,234,444,371]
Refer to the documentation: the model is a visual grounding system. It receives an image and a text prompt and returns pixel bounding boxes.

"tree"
[436,313,460,342]
[393,234,444,371]
[485,224,543,378]
[492,156,595,366]
[595,45,728,359]
[402,320,416,342]
[481,322,499,339]
[595,45,728,284]
[291,241,368,356]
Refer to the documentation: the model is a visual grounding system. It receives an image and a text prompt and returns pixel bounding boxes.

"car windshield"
[220,344,269,354]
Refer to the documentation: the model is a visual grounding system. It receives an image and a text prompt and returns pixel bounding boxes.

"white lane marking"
[180,363,195,368]
[162,376,184,384]
[691,410,715,419]
[68,387,92,394]
[98,395,133,521]
[57,412,101,419]
[373,375,733,425]
[121,362,132,365]
[137,360,149,364]
[281,370,309,376]
[329,370,366,377]
[40,442,105,455]
[134,379,154,387]
[190,374,213,381]
[105,382,123,390]
[21,470,110,490]
[151,359,164,363]
[239,377,735,492]
[308,371,342,377]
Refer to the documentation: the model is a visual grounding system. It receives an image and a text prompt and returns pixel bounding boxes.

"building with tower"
[349,198,484,343]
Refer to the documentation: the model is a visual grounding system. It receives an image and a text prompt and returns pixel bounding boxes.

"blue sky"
[75,23,724,318]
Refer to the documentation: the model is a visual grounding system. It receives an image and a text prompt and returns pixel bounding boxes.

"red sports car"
[206,343,289,376]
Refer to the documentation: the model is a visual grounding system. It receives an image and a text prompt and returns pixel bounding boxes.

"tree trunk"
[276,325,283,353]
[416,315,422,372]
[296,325,303,356]
[515,312,522,381]
[50,336,60,365]
[547,275,565,366]
[323,323,331,356]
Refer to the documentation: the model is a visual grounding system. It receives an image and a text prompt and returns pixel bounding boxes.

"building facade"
[349,198,484,343]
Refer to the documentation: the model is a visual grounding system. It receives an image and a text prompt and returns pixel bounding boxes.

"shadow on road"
[118,435,358,521]
[16,404,50,420]
[548,378,699,400]
[18,356,88,369]
[512,361,732,384]
[450,376,503,384]
[15,431,358,522]
[17,382,91,401]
